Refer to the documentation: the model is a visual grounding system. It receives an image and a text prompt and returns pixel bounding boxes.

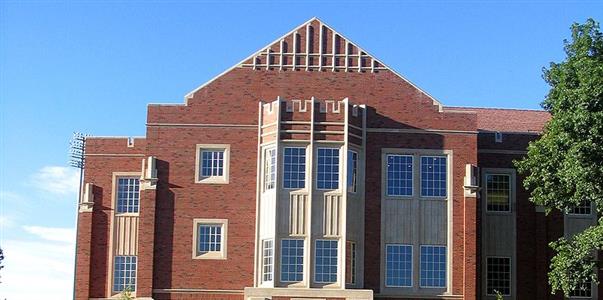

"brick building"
[74,18,599,300]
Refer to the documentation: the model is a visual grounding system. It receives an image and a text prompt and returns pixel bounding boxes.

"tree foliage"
[515,18,603,297]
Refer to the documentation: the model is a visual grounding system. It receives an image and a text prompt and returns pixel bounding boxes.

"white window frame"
[192,218,228,260]
[264,148,276,191]
[283,146,307,190]
[314,239,339,284]
[385,154,414,198]
[419,245,447,289]
[195,144,230,184]
[262,239,274,283]
[419,156,448,199]
[112,255,137,294]
[115,177,141,214]
[384,244,413,288]
[485,173,512,213]
[316,147,341,191]
[485,256,512,296]
[568,201,593,216]
[280,238,305,283]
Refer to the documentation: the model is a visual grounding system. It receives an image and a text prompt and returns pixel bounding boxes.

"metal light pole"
[69,132,87,300]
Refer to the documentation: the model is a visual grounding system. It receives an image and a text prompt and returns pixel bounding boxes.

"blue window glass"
[117,177,140,213]
[385,244,413,287]
[420,245,446,288]
[317,148,339,190]
[315,240,338,283]
[113,255,137,292]
[197,224,222,254]
[347,150,358,192]
[420,156,447,197]
[280,239,304,282]
[386,155,413,196]
[284,147,306,189]
[201,150,224,177]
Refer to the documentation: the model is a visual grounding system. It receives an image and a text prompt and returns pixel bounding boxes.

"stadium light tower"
[69,132,87,300]
[69,132,87,197]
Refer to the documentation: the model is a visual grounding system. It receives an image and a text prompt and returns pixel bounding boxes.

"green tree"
[0,247,4,283]
[119,286,134,300]
[515,18,603,297]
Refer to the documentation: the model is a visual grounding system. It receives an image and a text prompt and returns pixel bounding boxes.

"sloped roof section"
[184,17,443,109]
[445,106,551,133]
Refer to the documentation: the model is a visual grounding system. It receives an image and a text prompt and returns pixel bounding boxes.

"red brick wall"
[145,68,478,296]
[478,133,564,300]
[146,125,257,290]
[74,138,145,299]
[78,66,483,298]
[148,69,476,132]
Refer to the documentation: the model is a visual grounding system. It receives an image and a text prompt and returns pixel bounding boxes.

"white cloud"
[0,215,14,228]
[22,226,75,243]
[30,166,80,196]
[0,226,75,300]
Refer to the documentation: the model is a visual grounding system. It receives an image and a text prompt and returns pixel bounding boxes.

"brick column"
[74,209,93,300]
[464,193,478,300]
[136,185,157,299]
[462,163,478,300]
[74,183,95,300]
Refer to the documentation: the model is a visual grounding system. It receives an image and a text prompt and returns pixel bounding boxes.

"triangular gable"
[239,18,387,72]
[185,17,442,109]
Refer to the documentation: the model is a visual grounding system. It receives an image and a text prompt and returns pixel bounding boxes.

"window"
[262,240,273,282]
[420,245,446,288]
[347,150,358,193]
[420,156,447,197]
[385,244,412,287]
[315,240,338,283]
[264,148,276,191]
[346,241,356,284]
[192,219,228,259]
[495,132,503,143]
[570,201,592,215]
[386,155,413,196]
[202,151,224,177]
[486,257,511,296]
[317,148,339,190]
[281,239,304,282]
[486,174,511,212]
[195,144,230,184]
[570,280,592,298]
[116,177,140,213]
[113,255,137,292]
[284,147,306,189]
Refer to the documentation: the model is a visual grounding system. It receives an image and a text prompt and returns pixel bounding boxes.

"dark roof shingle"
[445,107,551,133]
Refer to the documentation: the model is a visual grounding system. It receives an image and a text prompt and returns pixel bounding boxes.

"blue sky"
[0,1,601,299]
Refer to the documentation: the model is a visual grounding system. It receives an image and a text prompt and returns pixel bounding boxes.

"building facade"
[74,18,599,300]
